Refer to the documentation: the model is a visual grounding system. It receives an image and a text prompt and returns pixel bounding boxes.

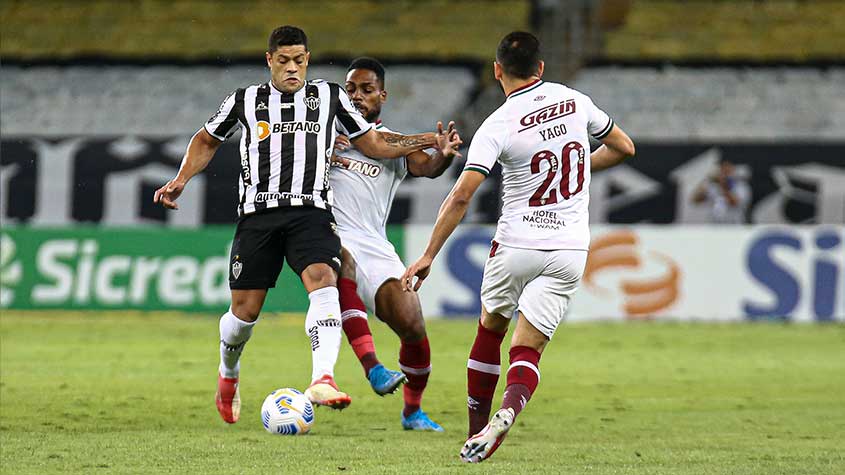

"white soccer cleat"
[460,408,515,463]
[304,374,352,410]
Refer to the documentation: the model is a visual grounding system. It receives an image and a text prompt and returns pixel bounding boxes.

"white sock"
[219,310,257,379]
[305,287,342,383]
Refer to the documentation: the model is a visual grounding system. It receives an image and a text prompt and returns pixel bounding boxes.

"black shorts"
[228,207,341,290]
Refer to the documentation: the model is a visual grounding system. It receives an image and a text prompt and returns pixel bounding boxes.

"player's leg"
[466,306,509,436]
[338,248,406,395]
[465,241,526,436]
[286,209,350,409]
[460,311,545,463]
[338,249,379,374]
[462,249,587,463]
[499,311,548,419]
[216,290,267,424]
[217,214,284,423]
[373,279,440,430]
[219,289,266,377]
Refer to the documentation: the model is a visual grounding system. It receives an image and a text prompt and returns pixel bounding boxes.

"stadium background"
[1,2,844,473]
[2,0,843,320]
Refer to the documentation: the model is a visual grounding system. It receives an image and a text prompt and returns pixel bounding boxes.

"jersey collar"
[506,79,543,100]
[373,119,384,130]
[267,81,304,95]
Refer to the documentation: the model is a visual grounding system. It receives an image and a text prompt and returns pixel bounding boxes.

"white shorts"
[480,242,587,339]
[338,229,406,311]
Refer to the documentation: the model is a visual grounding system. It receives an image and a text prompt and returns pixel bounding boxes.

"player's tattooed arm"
[352,127,437,159]
[407,121,463,178]
[379,131,437,149]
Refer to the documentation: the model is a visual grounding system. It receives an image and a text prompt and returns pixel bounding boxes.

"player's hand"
[153,178,186,210]
[401,255,433,292]
[334,135,351,152]
[435,121,463,160]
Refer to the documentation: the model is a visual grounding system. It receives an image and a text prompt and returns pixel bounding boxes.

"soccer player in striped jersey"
[402,32,635,461]
[154,26,445,424]
[330,57,462,431]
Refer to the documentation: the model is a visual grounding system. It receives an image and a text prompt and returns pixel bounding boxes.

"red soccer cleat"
[215,374,240,423]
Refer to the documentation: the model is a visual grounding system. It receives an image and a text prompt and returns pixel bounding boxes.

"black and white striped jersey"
[204,80,371,215]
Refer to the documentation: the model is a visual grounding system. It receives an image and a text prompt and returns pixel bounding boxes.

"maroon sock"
[338,278,379,375]
[399,337,431,417]
[466,320,507,436]
[501,345,541,419]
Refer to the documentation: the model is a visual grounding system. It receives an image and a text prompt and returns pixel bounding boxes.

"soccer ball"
[260,388,314,435]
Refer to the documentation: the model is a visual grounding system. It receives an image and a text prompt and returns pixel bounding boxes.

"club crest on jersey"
[303,95,321,110]
[519,99,576,133]
[231,257,242,280]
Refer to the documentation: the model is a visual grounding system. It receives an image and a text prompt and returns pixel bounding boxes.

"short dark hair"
[496,31,541,79]
[348,57,386,88]
[268,25,308,53]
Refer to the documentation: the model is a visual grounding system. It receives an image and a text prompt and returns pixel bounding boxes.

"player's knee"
[480,310,509,333]
[398,317,426,341]
[301,263,337,291]
[231,300,261,322]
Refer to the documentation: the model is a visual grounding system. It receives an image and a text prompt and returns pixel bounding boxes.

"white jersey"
[330,121,408,239]
[465,80,614,251]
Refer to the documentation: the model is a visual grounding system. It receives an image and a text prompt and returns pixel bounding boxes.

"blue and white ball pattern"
[260,388,314,435]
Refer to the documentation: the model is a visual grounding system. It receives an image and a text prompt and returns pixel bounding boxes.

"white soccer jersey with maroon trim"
[464,80,614,250]
[330,121,408,240]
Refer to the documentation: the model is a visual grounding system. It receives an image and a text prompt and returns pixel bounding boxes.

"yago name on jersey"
[464,80,614,251]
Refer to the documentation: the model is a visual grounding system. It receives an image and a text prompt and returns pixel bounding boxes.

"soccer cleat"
[367,364,406,396]
[460,408,515,463]
[215,374,240,424]
[304,374,352,410]
[401,408,445,432]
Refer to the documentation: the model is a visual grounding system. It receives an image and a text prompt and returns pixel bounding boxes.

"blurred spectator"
[691,159,751,224]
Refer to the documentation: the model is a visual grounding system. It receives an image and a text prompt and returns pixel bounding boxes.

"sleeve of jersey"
[463,122,502,177]
[204,90,240,141]
[586,98,614,140]
[335,87,372,140]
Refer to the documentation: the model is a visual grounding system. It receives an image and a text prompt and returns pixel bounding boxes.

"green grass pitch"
[1,312,843,474]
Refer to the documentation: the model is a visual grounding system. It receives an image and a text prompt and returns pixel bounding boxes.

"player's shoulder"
[536,81,594,103]
[374,123,396,134]
[235,82,270,96]
[479,102,511,130]
[307,79,341,90]
[553,82,596,106]
[223,85,252,97]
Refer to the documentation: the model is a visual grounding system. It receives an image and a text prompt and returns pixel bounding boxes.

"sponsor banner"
[405,224,844,322]
[0,226,404,312]
[2,139,844,227]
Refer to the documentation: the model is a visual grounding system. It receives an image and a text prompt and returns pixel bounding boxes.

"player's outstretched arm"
[401,170,486,292]
[153,128,222,209]
[407,121,463,178]
[590,125,635,172]
[351,127,438,159]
